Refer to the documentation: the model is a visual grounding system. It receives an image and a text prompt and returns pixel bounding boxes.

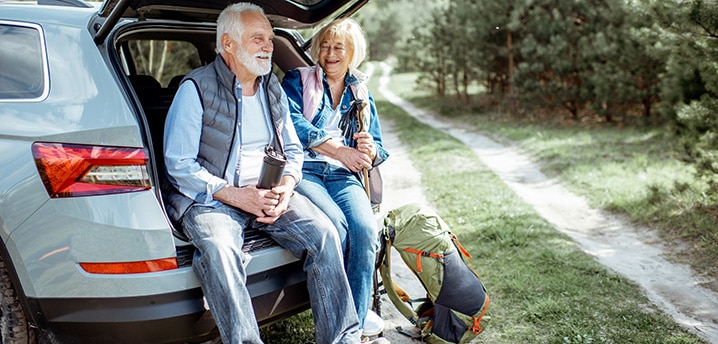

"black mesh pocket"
[431,302,467,342]
[434,249,485,315]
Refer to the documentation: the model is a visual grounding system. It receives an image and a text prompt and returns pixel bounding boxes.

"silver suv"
[0,0,365,342]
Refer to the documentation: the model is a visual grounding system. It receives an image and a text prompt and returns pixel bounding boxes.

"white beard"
[237,49,272,76]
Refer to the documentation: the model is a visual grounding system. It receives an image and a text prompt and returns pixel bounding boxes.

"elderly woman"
[281,18,390,340]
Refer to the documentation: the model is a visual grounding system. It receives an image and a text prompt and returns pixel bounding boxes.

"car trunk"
[91,0,368,44]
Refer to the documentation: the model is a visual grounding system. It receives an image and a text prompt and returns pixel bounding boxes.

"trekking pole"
[354,99,371,200]
[354,98,383,317]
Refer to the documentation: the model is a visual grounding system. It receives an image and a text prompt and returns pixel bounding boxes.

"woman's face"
[318,36,352,78]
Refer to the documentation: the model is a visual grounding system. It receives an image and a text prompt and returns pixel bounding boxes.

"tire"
[0,257,36,344]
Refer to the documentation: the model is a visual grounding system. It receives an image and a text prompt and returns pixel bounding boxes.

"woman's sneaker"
[361,309,385,337]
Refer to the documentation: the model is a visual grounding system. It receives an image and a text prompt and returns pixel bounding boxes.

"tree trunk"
[148,40,155,74]
[604,102,614,122]
[157,40,169,83]
[463,67,469,105]
[567,101,578,119]
[507,29,516,115]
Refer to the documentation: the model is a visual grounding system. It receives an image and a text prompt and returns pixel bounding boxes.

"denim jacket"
[281,68,389,167]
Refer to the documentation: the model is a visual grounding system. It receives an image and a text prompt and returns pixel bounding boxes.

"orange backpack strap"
[404,248,444,273]
[469,293,490,335]
[450,233,472,259]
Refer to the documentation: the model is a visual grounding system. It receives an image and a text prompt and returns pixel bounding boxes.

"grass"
[386,70,718,293]
[261,65,710,343]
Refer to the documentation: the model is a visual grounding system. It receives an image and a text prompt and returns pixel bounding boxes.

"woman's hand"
[312,135,375,172]
[354,132,376,160]
[354,132,376,161]
[337,145,373,173]
[335,132,376,172]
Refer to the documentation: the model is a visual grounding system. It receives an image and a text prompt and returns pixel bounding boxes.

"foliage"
[403,11,453,97]
[353,0,435,62]
[393,0,665,121]
[396,1,503,102]
[653,0,718,201]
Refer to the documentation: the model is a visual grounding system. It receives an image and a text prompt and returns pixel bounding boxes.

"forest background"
[355,0,718,190]
[351,0,718,293]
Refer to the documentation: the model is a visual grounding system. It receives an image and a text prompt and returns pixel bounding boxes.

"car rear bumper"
[30,260,308,344]
[31,288,217,344]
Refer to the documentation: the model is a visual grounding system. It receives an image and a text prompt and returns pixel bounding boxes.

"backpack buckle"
[469,316,483,335]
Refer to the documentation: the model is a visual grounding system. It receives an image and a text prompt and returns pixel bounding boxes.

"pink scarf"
[297,64,370,122]
[297,65,324,121]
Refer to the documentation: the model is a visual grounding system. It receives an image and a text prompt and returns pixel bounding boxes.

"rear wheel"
[0,257,36,344]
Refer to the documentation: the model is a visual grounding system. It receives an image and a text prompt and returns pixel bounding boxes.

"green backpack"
[378,203,490,343]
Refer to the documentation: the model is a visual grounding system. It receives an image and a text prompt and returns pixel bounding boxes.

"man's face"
[236,11,274,76]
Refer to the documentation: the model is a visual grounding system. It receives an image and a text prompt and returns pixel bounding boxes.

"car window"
[0,21,48,101]
[120,40,202,87]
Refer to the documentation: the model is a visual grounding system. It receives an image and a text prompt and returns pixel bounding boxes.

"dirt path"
[369,61,718,344]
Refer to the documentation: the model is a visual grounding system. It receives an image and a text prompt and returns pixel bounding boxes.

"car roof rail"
[38,0,93,8]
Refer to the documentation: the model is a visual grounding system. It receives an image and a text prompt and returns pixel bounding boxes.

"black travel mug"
[257,149,286,189]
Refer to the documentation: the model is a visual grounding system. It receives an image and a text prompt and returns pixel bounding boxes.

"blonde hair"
[310,18,367,69]
[216,3,266,54]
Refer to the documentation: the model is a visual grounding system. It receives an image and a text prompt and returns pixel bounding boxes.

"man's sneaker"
[361,309,385,337]
[361,336,390,344]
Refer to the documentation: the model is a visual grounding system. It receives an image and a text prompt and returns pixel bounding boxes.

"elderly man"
[162,3,364,343]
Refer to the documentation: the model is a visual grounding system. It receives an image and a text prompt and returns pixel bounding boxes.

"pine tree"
[658,0,718,198]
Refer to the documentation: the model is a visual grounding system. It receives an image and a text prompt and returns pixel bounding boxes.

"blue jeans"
[296,162,379,329]
[180,193,361,344]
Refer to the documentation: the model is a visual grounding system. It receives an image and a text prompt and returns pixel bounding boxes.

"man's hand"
[212,176,296,224]
[256,175,295,224]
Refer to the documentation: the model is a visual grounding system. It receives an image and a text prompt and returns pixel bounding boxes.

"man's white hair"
[216,3,266,54]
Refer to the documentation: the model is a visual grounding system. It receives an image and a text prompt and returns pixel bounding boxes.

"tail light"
[32,142,151,198]
[80,258,179,274]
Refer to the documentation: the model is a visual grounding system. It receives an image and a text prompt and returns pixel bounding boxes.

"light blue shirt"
[164,78,303,207]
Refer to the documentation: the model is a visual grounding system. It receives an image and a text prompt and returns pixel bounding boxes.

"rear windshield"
[0,21,47,101]
[120,39,201,87]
